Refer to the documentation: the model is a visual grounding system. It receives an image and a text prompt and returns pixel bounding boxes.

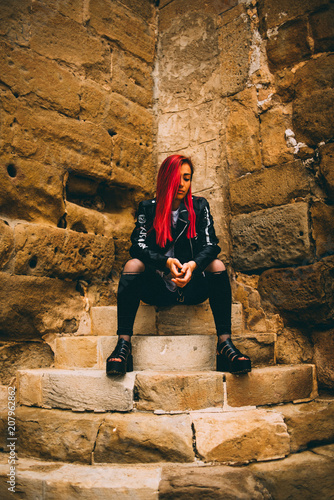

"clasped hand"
[166,258,197,288]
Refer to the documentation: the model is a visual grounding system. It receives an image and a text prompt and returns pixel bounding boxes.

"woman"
[106,154,251,376]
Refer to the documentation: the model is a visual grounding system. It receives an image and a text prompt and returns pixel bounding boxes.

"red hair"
[153,155,196,248]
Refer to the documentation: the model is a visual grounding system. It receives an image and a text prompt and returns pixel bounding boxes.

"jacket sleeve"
[129,201,169,271]
[193,199,221,272]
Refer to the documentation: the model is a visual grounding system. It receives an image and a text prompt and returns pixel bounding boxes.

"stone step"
[1,445,334,500]
[90,301,244,336]
[17,364,317,413]
[54,333,276,370]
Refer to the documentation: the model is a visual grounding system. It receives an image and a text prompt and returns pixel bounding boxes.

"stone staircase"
[1,301,334,499]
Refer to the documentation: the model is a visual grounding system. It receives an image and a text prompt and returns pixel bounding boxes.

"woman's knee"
[205,259,226,272]
[123,259,145,273]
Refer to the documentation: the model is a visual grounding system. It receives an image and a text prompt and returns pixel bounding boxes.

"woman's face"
[175,162,192,201]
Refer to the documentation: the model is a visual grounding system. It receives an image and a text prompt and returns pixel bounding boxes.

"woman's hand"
[171,260,197,288]
[166,258,184,278]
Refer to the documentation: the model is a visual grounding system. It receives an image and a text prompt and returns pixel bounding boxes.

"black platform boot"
[106,338,133,376]
[216,338,251,374]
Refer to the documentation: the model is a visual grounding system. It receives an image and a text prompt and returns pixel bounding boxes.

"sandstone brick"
[230,161,311,214]
[230,202,312,271]
[0,0,31,47]
[66,202,114,238]
[134,371,224,411]
[111,134,154,187]
[94,412,194,464]
[312,329,334,390]
[54,336,117,369]
[260,107,294,167]
[0,272,84,339]
[0,157,66,225]
[310,3,334,53]
[89,0,155,64]
[225,364,317,407]
[0,40,80,116]
[118,0,156,24]
[219,5,252,97]
[91,305,157,336]
[79,82,110,122]
[12,224,115,280]
[233,333,277,367]
[157,109,190,152]
[266,19,311,70]
[47,0,86,23]
[258,256,334,327]
[226,89,262,179]
[0,220,13,269]
[311,202,334,257]
[276,399,334,452]
[17,368,136,412]
[30,2,110,76]
[276,327,313,365]
[258,0,328,31]
[192,409,290,464]
[0,341,53,386]
[319,141,334,200]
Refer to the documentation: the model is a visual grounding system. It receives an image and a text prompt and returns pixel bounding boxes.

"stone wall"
[0,0,157,375]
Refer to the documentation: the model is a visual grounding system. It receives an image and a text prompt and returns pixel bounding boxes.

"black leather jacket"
[129,196,221,273]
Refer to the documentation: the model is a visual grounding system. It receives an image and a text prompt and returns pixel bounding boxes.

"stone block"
[47,0,86,23]
[30,2,110,76]
[218,5,252,97]
[319,141,334,200]
[276,327,313,365]
[311,202,334,257]
[225,364,317,407]
[0,273,84,339]
[12,224,115,280]
[0,386,8,411]
[0,220,13,269]
[312,329,334,390]
[0,0,32,47]
[258,256,334,327]
[0,456,162,500]
[118,0,156,24]
[0,341,53,386]
[310,4,334,53]
[230,161,311,214]
[54,336,117,369]
[260,107,294,167]
[66,202,114,238]
[249,444,334,500]
[91,305,157,336]
[258,0,329,30]
[8,406,103,463]
[157,109,190,152]
[230,202,312,271]
[276,399,334,452]
[266,19,311,70]
[0,158,66,225]
[0,40,80,116]
[226,88,262,179]
[134,371,224,411]
[94,412,194,463]
[192,409,290,464]
[17,368,136,412]
[89,0,155,64]
[233,333,277,367]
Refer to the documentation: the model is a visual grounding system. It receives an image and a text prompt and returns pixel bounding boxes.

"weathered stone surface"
[0,0,32,47]
[225,364,317,407]
[0,220,13,269]
[192,409,290,464]
[66,202,114,238]
[159,463,271,500]
[89,0,155,64]
[47,0,86,24]
[230,202,312,271]
[266,19,311,70]
[94,413,194,463]
[310,3,334,53]
[258,0,329,30]
[91,305,157,336]
[17,368,136,412]
[260,107,294,167]
[230,161,312,214]
[312,329,334,389]
[319,141,334,200]
[258,256,334,327]
[233,333,277,367]
[0,455,162,500]
[219,4,252,97]
[276,327,313,365]
[276,399,334,452]
[134,371,224,411]
[226,88,262,179]
[12,224,115,280]
[2,406,102,463]
[0,40,80,116]
[249,444,334,500]
[54,336,116,369]
[0,158,66,225]
[0,273,84,339]
[118,0,156,24]
[311,202,334,257]
[0,341,53,385]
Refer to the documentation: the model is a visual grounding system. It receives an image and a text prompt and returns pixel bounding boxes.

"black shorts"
[139,268,209,307]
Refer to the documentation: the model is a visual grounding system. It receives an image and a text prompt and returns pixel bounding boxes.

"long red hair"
[153,155,196,248]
